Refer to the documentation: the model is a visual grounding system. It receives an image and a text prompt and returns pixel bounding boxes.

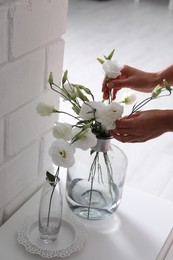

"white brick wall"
[0,142,40,207]
[11,0,67,58]
[46,40,65,87]
[42,131,57,175]
[0,50,45,118]
[7,90,58,155]
[0,0,68,225]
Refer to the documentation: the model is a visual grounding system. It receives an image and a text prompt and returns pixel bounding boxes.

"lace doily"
[17,217,87,258]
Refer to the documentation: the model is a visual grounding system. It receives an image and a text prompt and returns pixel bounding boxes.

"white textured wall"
[0,0,68,225]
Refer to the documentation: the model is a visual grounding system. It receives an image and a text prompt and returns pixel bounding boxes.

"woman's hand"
[102,65,160,99]
[111,110,173,143]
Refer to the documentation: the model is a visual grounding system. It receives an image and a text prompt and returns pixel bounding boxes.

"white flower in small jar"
[48,139,75,168]
[36,103,56,116]
[122,92,137,105]
[102,60,123,79]
[52,122,72,141]
[71,127,97,150]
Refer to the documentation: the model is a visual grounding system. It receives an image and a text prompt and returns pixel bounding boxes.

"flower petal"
[52,122,72,141]
[36,103,55,116]
[102,60,123,79]
[122,92,137,105]
[49,139,75,168]
[72,127,97,150]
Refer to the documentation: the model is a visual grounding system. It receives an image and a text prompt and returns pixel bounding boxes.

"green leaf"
[76,85,95,101]
[62,70,68,85]
[76,88,89,102]
[85,89,95,100]
[76,120,88,126]
[90,149,96,155]
[48,72,53,85]
[75,84,85,89]
[83,87,92,95]
[81,124,90,132]
[97,58,104,64]
[103,49,115,61]
[46,171,55,185]
[72,105,80,115]
[82,86,93,96]
[107,49,115,60]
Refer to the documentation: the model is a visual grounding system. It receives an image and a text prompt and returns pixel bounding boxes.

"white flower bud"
[102,60,123,79]
[122,92,137,105]
[36,103,55,116]
[152,85,162,98]
[52,122,72,141]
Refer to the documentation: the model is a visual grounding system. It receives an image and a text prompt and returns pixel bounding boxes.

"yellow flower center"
[59,150,66,158]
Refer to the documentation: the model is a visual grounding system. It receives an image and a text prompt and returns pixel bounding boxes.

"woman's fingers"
[110,132,138,143]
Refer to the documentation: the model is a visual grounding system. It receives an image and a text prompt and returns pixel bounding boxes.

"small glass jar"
[38,177,63,243]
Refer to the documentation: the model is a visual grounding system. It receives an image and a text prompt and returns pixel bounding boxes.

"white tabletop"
[0,184,173,260]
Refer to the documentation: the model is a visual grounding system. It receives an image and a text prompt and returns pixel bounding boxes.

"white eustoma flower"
[36,103,56,116]
[102,60,123,79]
[122,92,137,105]
[72,127,97,150]
[79,101,105,121]
[98,102,124,130]
[49,139,75,168]
[52,122,72,141]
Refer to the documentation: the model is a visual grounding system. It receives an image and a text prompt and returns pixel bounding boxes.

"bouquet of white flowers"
[37,49,172,170]
[37,49,172,220]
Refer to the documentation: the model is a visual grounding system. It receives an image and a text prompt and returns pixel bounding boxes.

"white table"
[0,184,173,260]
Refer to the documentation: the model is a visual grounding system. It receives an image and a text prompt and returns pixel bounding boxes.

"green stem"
[46,167,60,227]
[130,91,172,116]
[87,176,94,219]
[130,97,152,114]
[51,82,81,112]
[103,152,114,200]
[56,110,79,120]
[88,152,99,181]
[66,79,81,108]
[47,185,56,227]
[87,152,99,219]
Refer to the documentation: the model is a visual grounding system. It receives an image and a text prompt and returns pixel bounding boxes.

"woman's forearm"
[157,64,173,86]
[164,109,173,132]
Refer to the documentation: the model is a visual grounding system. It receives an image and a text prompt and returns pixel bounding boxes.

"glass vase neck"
[92,137,112,152]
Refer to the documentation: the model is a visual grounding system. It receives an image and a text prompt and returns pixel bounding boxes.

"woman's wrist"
[145,71,162,90]
[152,71,164,87]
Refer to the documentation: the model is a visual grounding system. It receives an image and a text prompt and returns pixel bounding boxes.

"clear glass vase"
[66,137,127,220]
[38,177,63,243]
